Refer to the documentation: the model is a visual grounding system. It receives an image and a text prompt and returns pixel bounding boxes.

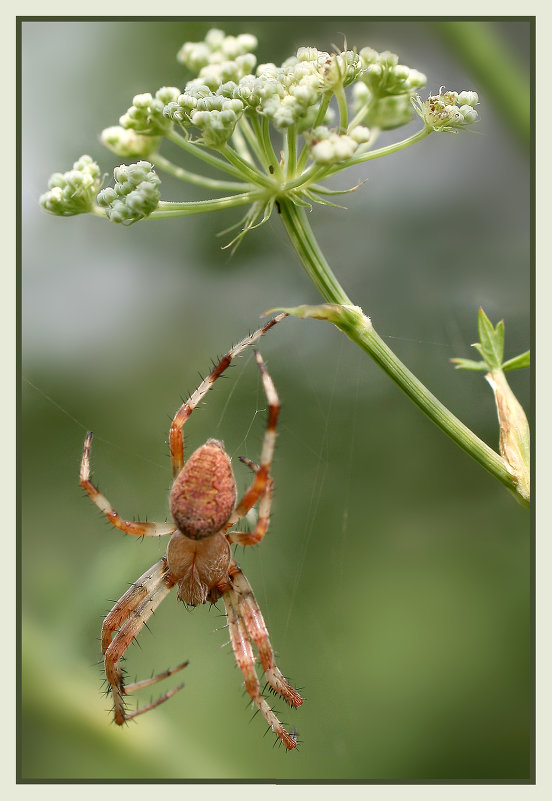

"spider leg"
[224,352,279,542]
[222,587,298,751]
[101,558,169,652]
[102,558,187,724]
[169,313,286,478]
[227,458,273,547]
[81,432,176,537]
[230,562,303,709]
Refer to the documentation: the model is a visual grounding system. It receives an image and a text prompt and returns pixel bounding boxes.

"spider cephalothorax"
[80,314,303,750]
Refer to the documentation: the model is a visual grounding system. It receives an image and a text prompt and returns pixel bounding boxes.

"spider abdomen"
[170,438,237,539]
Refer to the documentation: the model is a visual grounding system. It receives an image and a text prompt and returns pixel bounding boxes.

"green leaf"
[450,357,488,371]
[502,350,530,371]
[475,307,504,370]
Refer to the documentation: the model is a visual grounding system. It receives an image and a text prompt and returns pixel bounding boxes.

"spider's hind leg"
[230,563,303,709]
[222,586,300,751]
[102,558,187,724]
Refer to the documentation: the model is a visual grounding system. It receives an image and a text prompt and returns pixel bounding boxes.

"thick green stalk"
[278,199,350,304]
[277,200,526,505]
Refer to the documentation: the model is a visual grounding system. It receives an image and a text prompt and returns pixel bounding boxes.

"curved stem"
[167,129,247,181]
[237,115,268,169]
[277,201,526,505]
[335,84,349,133]
[330,126,432,174]
[220,144,275,189]
[152,192,259,217]
[151,153,252,192]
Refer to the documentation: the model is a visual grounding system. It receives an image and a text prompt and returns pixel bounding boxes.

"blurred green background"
[21,19,531,781]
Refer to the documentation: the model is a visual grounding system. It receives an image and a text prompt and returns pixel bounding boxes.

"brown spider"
[80,314,303,750]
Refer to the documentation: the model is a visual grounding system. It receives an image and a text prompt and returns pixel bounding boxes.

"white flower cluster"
[235,47,359,129]
[173,31,362,132]
[352,48,426,130]
[413,89,479,132]
[178,29,258,90]
[97,161,161,224]
[164,85,245,148]
[101,126,160,158]
[120,87,181,136]
[308,125,371,165]
[359,48,426,97]
[40,155,101,216]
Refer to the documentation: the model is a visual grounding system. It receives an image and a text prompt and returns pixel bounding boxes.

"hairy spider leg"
[225,456,274,545]
[101,558,169,652]
[224,352,280,545]
[226,458,273,546]
[102,559,187,724]
[169,313,286,478]
[222,587,298,751]
[81,432,176,537]
[230,562,303,709]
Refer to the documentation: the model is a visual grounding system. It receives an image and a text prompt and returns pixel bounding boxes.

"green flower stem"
[152,192,260,217]
[257,116,281,177]
[335,84,349,132]
[237,115,269,169]
[286,127,298,179]
[278,199,351,304]
[339,125,433,172]
[283,162,329,193]
[348,98,376,131]
[277,200,526,505]
[167,129,247,181]
[229,122,255,165]
[296,92,332,173]
[151,153,251,192]
[220,144,275,189]
[283,126,431,198]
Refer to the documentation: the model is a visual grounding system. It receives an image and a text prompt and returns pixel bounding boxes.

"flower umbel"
[40,29,480,241]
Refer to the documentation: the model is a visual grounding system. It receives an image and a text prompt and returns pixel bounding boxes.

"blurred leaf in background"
[21,18,531,781]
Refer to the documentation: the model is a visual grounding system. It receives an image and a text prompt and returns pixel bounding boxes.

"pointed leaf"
[450,357,488,371]
[502,350,531,371]
[475,307,504,370]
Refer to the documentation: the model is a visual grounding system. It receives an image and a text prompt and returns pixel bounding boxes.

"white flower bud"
[459,105,478,123]
[457,90,479,107]
[349,125,371,143]
[101,126,159,158]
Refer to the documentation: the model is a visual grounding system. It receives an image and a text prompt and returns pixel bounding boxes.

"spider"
[79,313,303,750]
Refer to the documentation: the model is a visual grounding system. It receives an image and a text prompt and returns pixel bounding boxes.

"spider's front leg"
[224,351,279,545]
[168,313,286,477]
[102,558,188,724]
[80,432,176,538]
